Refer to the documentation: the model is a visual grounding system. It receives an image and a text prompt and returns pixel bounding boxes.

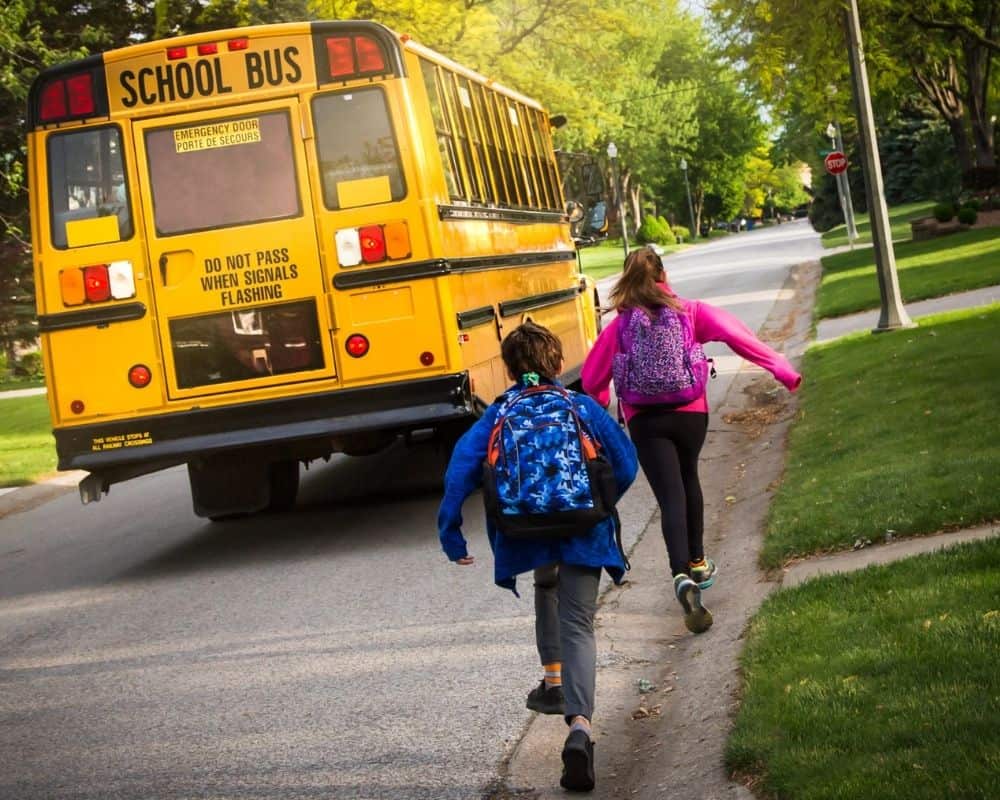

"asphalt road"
[0,220,823,800]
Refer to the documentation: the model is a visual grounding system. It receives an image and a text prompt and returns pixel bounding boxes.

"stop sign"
[824,151,848,175]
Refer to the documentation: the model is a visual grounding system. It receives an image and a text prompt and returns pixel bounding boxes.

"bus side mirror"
[549,114,567,129]
[566,200,585,224]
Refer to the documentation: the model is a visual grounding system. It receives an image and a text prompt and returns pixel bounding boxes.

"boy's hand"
[455,556,475,565]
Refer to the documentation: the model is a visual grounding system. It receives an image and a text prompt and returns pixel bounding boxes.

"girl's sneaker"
[689,557,718,589]
[674,575,713,633]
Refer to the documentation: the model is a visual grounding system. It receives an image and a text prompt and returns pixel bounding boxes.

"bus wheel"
[267,460,300,512]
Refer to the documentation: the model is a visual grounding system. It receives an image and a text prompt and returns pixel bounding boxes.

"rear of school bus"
[27,21,598,518]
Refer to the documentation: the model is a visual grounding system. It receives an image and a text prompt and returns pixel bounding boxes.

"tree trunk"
[963,38,996,168]
[628,182,643,230]
[912,57,975,174]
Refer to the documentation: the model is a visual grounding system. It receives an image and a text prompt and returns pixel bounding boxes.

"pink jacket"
[581,289,802,422]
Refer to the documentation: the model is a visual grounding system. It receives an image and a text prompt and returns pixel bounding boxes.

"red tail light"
[359,225,386,263]
[355,36,386,72]
[345,334,370,358]
[39,81,68,121]
[83,265,111,303]
[128,364,152,388]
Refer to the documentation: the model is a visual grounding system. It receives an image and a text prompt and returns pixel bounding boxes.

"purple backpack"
[613,305,712,406]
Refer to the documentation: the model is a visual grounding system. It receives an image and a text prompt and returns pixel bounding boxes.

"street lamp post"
[607,142,629,258]
[680,157,696,240]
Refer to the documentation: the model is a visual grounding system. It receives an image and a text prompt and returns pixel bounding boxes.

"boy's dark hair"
[501,321,563,381]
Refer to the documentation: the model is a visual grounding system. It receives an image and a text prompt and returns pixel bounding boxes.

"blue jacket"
[437,379,638,594]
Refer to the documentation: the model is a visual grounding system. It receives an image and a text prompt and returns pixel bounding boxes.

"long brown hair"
[609,246,683,315]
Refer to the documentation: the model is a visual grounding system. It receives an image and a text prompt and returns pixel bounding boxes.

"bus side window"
[47,126,133,249]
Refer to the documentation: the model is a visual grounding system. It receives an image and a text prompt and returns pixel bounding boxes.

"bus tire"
[267,460,300,512]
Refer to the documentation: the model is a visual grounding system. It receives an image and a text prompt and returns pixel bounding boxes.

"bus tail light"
[66,74,95,116]
[359,225,386,263]
[345,333,370,358]
[61,261,135,306]
[83,265,111,303]
[128,364,152,388]
[335,228,362,267]
[336,223,409,267]
[108,260,136,299]
[59,269,86,306]
[326,38,355,78]
[355,37,386,73]
[384,221,411,259]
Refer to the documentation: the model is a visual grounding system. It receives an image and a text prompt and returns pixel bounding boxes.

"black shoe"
[526,679,565,715]
[560,728,595,792]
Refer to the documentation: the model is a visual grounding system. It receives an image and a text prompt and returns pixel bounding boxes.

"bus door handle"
[158,250,195,286]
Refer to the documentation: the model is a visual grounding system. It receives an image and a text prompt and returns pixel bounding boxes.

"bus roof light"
[198,43,219,56]
[166,46,187,60]
[83,265,111,303]
[335,228,362,267]
[326,37,355,78]
[66,73,95,117]
[355,36,386,73]
[228,38,249,51]
[359,225,386,263]
[39,80,68,122]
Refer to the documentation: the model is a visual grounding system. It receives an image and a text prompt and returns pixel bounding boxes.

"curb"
[0,472,86,520]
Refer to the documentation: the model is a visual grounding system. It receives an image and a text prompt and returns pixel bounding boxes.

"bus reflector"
[326,37,355,78]
[228,38,249,51]
[345,333,370,358]
[70,400,85,415]
[83,265,111,303]
[384,221,411,259]
[128,364,152,388]
[167,46,187,60]
[66,73,95,116]
[420,351,435,366]
[40,81,68,121]
[359,225,386,263]
[59,268,86,306]
[108,260,136,300]
[355,37,386,73]
[335,228,362,267]
[197,43,218,56]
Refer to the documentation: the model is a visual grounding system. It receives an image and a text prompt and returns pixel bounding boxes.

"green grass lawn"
[0,375,45,391]
[578,238,690,280]
[727,537,1000,800]
[0,394,57,486]
[762,304,1000,568]
[816,226,1000,319]
[821,200,936,249]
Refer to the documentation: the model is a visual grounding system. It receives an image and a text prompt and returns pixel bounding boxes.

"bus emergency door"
[133,98,335,400]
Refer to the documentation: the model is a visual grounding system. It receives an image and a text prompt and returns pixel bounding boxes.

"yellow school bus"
[26,20,602,518]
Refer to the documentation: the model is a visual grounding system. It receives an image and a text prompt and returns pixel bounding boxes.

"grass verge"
[762,304,1000,568]
[727,538,1000,800]
[577,239,688,280]
[816,226,1000,319]
[820,200,935,249]
[0,394,56,486]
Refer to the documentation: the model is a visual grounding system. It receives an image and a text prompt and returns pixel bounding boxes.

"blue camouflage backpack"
[481,384,618,540]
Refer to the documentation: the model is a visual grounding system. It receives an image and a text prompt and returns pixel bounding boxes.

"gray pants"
[533,562,601,722]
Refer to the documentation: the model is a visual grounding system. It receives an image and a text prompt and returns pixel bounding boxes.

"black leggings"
[627,410,709,577]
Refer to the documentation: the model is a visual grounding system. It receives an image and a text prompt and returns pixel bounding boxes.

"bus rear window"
[47,126,133,249]
[145,111,300,235]
[313,88,406,210]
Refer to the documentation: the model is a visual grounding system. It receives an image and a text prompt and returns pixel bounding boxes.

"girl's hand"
[455,556,475,566]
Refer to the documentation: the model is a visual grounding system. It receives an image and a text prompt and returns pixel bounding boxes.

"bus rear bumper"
[55,372,476,475]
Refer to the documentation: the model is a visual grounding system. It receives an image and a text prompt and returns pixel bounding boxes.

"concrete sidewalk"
[815,284,1000,343]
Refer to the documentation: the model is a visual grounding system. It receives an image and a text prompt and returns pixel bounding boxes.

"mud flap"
[188,453,269,519]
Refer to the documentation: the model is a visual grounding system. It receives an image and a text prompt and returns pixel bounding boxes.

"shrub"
[957,206,978,225]
[15,351,43,378]
[636,214,672,245]
[933,202,956,222]
[672,225,692,243]
[961,198,982,212]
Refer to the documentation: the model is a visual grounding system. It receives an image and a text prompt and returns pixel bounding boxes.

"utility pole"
[680,158,697,239]
[844,0,913,332]
[607,142,629,257]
